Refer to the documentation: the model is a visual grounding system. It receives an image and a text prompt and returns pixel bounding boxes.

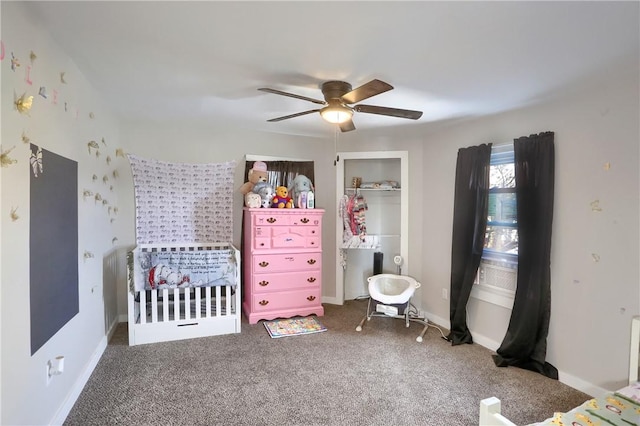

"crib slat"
[162,289,169,322]
[195,289,201,319]
[215,286,222,317]
[151,290,158,323]
[139,291,147,324]
[205,287,212,318]
[174,288,180,320]
[185,289,191,320]
[225,286,232,316]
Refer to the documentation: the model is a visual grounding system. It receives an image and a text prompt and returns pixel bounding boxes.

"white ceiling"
[25,1,639,138]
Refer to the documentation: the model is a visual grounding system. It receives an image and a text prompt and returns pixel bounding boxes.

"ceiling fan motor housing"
[322,81,353,101]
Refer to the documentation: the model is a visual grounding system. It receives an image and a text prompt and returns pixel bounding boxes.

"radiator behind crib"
[103,248,120,336]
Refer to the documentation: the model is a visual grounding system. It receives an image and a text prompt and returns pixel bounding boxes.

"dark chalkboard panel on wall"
[29,144,79,355]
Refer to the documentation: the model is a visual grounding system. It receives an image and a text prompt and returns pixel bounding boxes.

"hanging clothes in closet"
[339,191,368,244]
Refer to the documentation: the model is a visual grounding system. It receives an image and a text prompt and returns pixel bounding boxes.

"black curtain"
[492,131,558,379]
[447,143,492,345]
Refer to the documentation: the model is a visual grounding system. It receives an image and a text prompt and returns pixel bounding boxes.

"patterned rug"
[263,316,327,338]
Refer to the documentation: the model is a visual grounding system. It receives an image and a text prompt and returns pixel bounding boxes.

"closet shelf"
[341,235,399,249]
[345,188,401,192]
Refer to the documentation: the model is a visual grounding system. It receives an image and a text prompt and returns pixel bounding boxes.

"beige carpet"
[64,300,589,425]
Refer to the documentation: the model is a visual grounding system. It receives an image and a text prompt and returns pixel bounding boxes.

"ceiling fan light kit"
[320,104,353,124]
[259,79,423,132]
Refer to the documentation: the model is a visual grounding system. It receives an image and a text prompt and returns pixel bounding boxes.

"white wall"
[116,122,336,318]
[1,3,123,424]
[415,66,640,394]
[2,3,638,424]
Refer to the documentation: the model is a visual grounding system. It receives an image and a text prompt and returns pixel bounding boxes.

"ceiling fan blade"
[258,88,326,105]
[339,119,356,132]
[354,104,423,120]
[341,79,393,104]
[266,109,321,122]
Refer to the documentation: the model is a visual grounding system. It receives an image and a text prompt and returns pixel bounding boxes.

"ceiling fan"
[258,79,423,132]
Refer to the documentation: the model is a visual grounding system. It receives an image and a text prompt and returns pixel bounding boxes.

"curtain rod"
[245,154,312,162]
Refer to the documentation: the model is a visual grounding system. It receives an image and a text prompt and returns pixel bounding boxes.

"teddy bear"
[272,185,293,208]
[288,174,314,208]
[239,161,268,195]
[252,181,275,208]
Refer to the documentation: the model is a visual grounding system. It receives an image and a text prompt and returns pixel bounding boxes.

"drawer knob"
[301,218,309,224]
[259,243,265,247]
[307,296,316,301]
[307,277,316,283]
[259,300,269,306]
[259,280,269,286]
[259,261,269,267]
[307,259,316,265]
[267,217,276,223]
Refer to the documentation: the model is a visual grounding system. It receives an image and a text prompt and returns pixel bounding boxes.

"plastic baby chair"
[355,273,444,343]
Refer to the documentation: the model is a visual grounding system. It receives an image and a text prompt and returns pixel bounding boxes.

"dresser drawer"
[290,215,322,226]
[251,270,321,293]
[271,232,319,249]
[253,226,321,250]
[251,288,322,312]
[253,214,289,226]
[253,253,321,273]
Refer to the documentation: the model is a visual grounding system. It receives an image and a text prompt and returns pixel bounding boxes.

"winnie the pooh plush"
[272,186,293,208]
[239,161,269,196]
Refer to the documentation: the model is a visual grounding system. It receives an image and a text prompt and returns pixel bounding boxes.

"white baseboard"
[422,311,450,332]
[468,330,501,352]
[49,317,118,426]
[557,369,608,397]
[118,313,128,323]
[421,309,604,397]
[322,296,342,306]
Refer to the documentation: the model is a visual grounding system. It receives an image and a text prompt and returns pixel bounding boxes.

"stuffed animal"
[252,181,275,208]
[244,192,261,208]
[272,186,293,208]
[288,174,314,201]
[288,174,314,208]
[239,161,268,195]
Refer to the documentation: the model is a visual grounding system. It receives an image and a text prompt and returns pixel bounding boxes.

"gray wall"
[1,2,638,425]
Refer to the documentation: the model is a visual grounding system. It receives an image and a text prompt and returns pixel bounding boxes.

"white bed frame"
[479,315,640,425]
[127,242,241,346]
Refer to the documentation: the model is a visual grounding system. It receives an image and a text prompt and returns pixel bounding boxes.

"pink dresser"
[243,208,325,324]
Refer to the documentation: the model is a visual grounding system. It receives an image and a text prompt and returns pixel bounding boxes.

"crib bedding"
[531,382,640,426]
[128,245,238,292]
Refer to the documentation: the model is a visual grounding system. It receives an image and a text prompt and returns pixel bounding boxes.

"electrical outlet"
[442,288,448,300]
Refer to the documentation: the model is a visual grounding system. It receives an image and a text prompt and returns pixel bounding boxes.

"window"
[472,144,518,308]
[485,145,517,262]
[243,158,314,191]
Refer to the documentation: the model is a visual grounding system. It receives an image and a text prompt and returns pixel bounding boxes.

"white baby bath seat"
[356,274,443,343]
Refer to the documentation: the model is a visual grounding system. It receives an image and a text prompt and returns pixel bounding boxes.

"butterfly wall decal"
[21,131,31,144]
[10,206,19,222]
[15,93,33,115]
[1,146,18,168]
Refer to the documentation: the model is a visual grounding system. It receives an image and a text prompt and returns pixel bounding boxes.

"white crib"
[127,242,241,346]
